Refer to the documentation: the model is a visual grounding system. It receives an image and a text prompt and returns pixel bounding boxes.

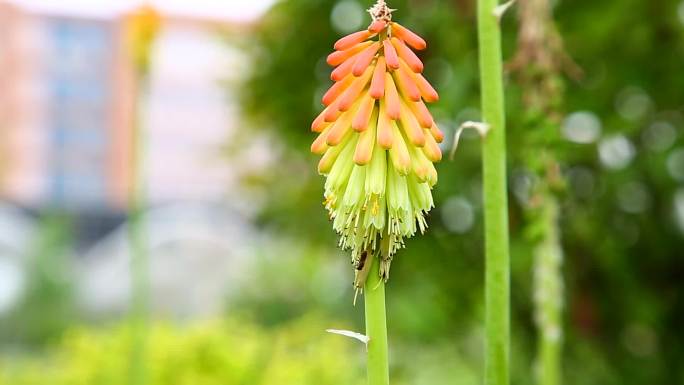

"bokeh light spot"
[441,196,475,234]
[599,135,635,170]
[617,181,651,214]
[666,148,684,181]
[567,167,596,199]
[674,188,684,234]
[562,111,601,144]
[622,323,658,357]
[615,87,652,122]
[330,1,364,34]
[642,121,677,152]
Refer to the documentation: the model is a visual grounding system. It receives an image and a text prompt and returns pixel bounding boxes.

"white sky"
[5,0,277,21]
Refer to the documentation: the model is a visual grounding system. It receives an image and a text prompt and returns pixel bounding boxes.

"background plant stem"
[128,74,150,385]
[364,255,389,385]
[534,194,563,385]
[477,1,510,385]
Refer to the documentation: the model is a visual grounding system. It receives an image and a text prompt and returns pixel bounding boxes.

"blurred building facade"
[0,2,240,217]
[0,2,263,317]
[1,3,129,212]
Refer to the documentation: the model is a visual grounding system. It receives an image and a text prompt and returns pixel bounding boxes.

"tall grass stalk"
[364,255,389,385]
[477,1,511,385]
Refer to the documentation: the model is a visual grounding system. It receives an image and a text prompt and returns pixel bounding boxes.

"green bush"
[0,315,365,385]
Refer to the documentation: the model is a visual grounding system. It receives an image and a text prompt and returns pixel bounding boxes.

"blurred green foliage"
[0,214,75,346]
[238,0,684,384]
[0,316,364,385]
[0,315,489,385]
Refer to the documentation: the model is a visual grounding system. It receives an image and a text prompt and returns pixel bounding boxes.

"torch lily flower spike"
[312,1,442,290]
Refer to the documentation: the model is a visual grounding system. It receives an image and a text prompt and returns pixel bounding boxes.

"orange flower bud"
[383,73,401,120]
[377,100,394,149]
[321,74,354,106]
[390,22,427,50]
[368,19,387,34]
[327,41,373,66]
[430,122,444,143]
[407,99,434,128]
[339,65,373,111]
[398,100,426,147]
[354,110,378,165]
[334,30,374,51]
[382,39,400,70]
[352,42,381,76]
[391,38,423,73]
[352,93,376,132]
[422,128,442,162]
[393,63,421,102]
[369,56,387,99]
[413,72,439,103]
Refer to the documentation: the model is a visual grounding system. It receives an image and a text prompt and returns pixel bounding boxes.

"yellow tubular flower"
[312,2,444,288]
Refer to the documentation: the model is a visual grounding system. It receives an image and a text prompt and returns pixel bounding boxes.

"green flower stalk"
[477,0,511,384]
[312,2,442,384]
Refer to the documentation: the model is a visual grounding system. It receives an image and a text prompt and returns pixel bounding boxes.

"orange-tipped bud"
[331,54,357,81]
[389,121,411,175]
[382,39,400,69]
[318,146,340,174]
[311,127,330,154]
[368,19,387,33]
[414,72,439,102]
[324,97,343,122]
[318,155,333,175]
[311,108,328,132]
[352,42,381,76]
[369,57,386,99]
[353,110,377,165]
[339,65,373,111]
[394,64,421,102]
[390,22,427,50]
[334,30,374,51]
[430,122,444,143]
[391,37,423,73]
[327,41,372,67]
[377,100,394,149]
[383,73,401,120]
[326,109,355,146]
[352,93,375,132]
[398,100,426,147]
[411,151,430,183]
[322,74,354,106]
[408,99,434,128]
[426,162,438,186]
[422,128,442,162]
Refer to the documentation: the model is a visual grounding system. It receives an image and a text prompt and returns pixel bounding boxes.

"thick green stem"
[534,195,563,385]
[364,255,389,385]
[477,1,510,385]
[128,75,150,385]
